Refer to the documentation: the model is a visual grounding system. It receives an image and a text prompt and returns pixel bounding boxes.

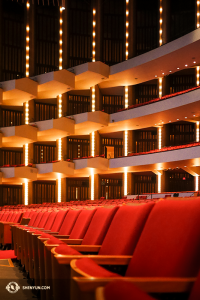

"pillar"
[123,172,133,197]
[28,2,35,77]
[162,0,170,45]
[89,173,100,200]
[123,130,133,156]
[129,0,137,59]
[90,131,100,156]
[62,1,69,69]
[93,0,102,62]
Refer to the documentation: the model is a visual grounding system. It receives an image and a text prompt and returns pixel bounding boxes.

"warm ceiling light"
[193,61,196,63]
[162,72,164,75]
[169,121,171,122]
[155,75,157,77]
[177,118,179,120]
[193,115,196,117]
[185,117,187,119]
[185,64,188,67]
[177,67,180,70]
[169,70,172,73]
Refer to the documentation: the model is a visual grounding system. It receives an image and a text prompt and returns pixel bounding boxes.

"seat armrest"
[51,235,70,239]
[60,239,83,245]
[70,245,101,253]
[72,273,196,294]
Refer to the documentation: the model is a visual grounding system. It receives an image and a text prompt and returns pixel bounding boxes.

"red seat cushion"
[58,209,82,235]
[54,244,80,256]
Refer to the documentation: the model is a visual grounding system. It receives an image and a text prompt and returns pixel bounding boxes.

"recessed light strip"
[125,0,129,60]
[92,9,96,62]
[59,7,63,70]
[26,1,30,77]
[197,1,200,28]
[159,0,163,46]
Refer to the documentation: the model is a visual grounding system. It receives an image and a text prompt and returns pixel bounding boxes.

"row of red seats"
[117,85,200,112]
[9,197,200,300]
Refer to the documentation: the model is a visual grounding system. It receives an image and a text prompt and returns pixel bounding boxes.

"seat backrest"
[58,209,82,235]
[28,212,39,226]
[6,212,15,222]
[9,213,18,222]
[50,210,68,232]
[0,211,5,220]
[43,211,58,230]
[82,206,119,245]
[33,211,45,227]
[69,209,97,239]
[99,203,154,256]
[126,200,200,277]
[37,211,52,228]
[22,211,31,218]
[13,212,23,223]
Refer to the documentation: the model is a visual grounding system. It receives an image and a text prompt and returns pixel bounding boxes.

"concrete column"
[123,86,135,108]
[62,0,69,69]
[89,173,100,200]
[93,0,102,62]
[28,143,34,164]
[23,99,34,124]
[157,125,168,149]
[129,0,137,58]
[195,121,200,142]
[162,76,170,96]
[61,178,67,202]
[90,84,102,112]
[123,172,133,197]
[62,137,68,160]
[162,0,170,44]
[123,130,133,156]
[28,3,35,77]
[90,131,100,156]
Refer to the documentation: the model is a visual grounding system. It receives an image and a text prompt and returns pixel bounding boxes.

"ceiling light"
[169,71,172,72]
[177,118,179,120]
[185,117,187,119]
[169,121,171,122]
[193,115,196,117]
[155,75,157,77]
[177,67,180,70]
[193,61,196,64]
[185,64,188,67]
[162,73,164,75]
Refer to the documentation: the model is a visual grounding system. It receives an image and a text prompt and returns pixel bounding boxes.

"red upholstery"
[76,257,121,278]
[28,212,40,226]
[54,244,80,256]
[37,211,52,228]
[82,207,119,245]
[98,203,154,255]
[13,212,22,223]
[32,211,45,227]
[104,281,154,300]
[43,211,58,230]
[126,199,200,277]
[69,209,97,239]
[6,213,14,222]
[189,270,200,300]
[58,209,82,235]
[49,210,68,232]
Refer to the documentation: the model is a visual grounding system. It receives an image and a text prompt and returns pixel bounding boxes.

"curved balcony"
[0,125,37,147]
[109,142,200,173]
[74,156,109,176]
[36,160,74,180]
[35,117,74,141]
[0,165,37,183]
[1,78,38,106]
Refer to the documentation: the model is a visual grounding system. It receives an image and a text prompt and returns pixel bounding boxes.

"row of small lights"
[59,7,64,70]
[26,1,30,77]
[155,62,197,77]
[159,0,163,46]
[92,9,96,62]
[125,0,129,60]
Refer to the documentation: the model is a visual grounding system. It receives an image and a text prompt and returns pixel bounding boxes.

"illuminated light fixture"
[25,101,29,124]
[177,118,179,120]
[91,132,95,157]
[196,121,199,142]
[124,167,128,196]
[169,70,172,73]
[125,86,128,108]
[155,75,157,77]
[169,120,171,122]
[177,67,180,70]
[162,72,164,75]
[159,77,162,98]
[92,86,95,112]
[92,8,96,62]
[58,138,62,161]
[125,0,129,60]
[197,66,200,86]
[91,169,94,200]
[24,179,28,205]
[58,94,62,118]
[185,116,187,119]
[58,174,61,203]
[158,172,161,193]
[158,127,162,150]
[195,175,199,191]
[59,7,63,70]
[124,130,128,156]
[194,61,197,64]
[197,1,200,28]
[25,144,29,167]
[26,1,30,78]
[185,64,188,67]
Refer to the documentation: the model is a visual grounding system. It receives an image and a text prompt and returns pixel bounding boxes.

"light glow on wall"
[159,0,163,46]
[158,173,161,193]
[25,144,29,167]
[195,175,199,191]
[197,66,199,86]
[59,7,63,70]
[24,179,28,205]
[159,77,162,98]
[125,0,129,60]
[58,174,61,202]
[58,94,62,118]
[92,9,96,62]
[91,132,95,157]
[58,138,62,160]
[196,121,199,142]
[124,167,127,196]
[125,86,128,108]
[26,1,30,77]
[158,127,162,150]
[197,1,200,28]
[124,130,128,156]
[92,86,95,112]
[91,169,94,200]
[25,101,29,124]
